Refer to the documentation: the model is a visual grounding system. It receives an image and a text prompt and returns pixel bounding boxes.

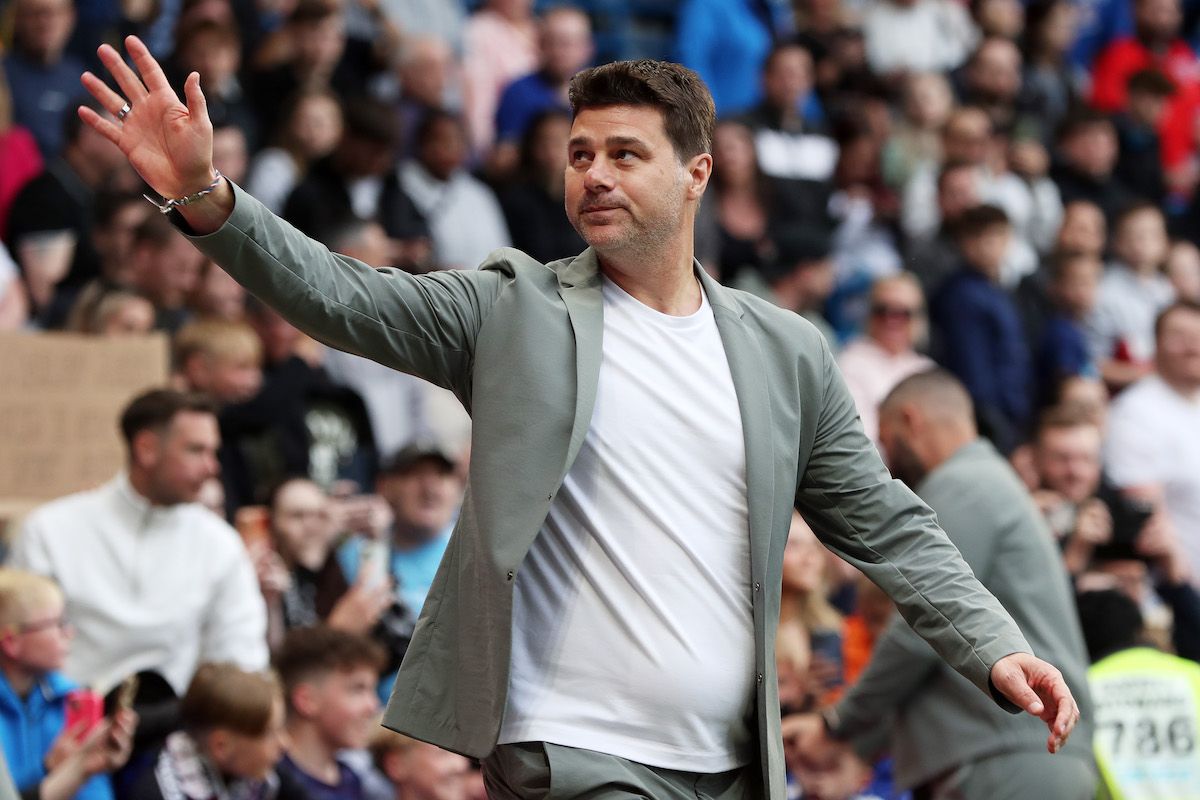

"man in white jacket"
[11,389,267,695]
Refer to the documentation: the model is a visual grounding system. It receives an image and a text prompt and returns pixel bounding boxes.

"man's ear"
[900,403,924,435]
[381,749,407,785]
[180,353,210,391]
[291,682,319,719]
[130,428,161,472]
[206,729,231,765]
[0,632,22,661]
[686,152,713,200]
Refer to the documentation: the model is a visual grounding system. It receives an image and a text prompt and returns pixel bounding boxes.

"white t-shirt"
[500,276,756,772]
[1105,375,1200,575]
[1087,265,1176,364]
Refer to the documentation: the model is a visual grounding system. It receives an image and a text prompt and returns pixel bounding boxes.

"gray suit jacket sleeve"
[182,182,508,397]
[795,339,1030,702]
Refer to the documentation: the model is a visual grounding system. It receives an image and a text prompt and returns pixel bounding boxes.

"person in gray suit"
[77,37,1081,800]
[789,370,1096,799]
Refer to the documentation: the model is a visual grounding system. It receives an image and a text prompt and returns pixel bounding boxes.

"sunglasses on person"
[870,304,919,321]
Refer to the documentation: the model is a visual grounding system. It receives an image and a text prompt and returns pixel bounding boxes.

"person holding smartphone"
[0,570,136,800]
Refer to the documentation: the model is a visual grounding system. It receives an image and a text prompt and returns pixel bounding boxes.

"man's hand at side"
[990,652,1081,753]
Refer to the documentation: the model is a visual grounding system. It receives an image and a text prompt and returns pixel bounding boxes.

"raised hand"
[79,36,216,204]
[990,652,1081,753]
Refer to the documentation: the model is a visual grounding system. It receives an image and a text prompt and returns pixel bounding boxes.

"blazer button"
[756,673,764,685]
[507,570,514,581]
[753,582,761,592]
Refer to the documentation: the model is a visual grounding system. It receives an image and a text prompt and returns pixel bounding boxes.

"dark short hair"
[1075,589,1142,662]
[1154,298,1200,340]
[341,97,401,147]
[414,108,465,149]
[132,213,181,249]
[90,189,146,228]
[763,40,816,74]
[1127,67,1176,98]
[176,19,241,53]
[274,626,386,709]
[568,60,715,160]
[519,108,572,171]
[1047,248,1100,282]
[1055,107,1113,143]
[119,389,218,447]
[289,0,340,26]
[1113,200,1163,234]
[950,203,1010,240]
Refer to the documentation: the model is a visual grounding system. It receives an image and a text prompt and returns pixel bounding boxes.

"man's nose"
[584,156,615,192]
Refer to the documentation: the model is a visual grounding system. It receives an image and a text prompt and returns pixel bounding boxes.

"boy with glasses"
[0,569,134,800]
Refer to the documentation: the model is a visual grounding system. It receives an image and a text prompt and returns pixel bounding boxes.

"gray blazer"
[832,440,1095,790]
[189,184,1031,799]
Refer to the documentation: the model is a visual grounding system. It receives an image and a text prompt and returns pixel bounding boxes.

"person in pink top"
[461,0,538,156]
[837,273,934,444]
[0,64,43,242]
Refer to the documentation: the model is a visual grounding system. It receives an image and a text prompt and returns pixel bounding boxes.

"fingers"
[77,105,123,148]
[97,43,147,104]
[1050,683,1076,734]
[80,71,127,117]
[184,71,210,128]
[126,35,173,94]
[1000,669,1045,717]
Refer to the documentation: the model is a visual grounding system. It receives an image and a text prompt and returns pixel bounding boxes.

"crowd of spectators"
[1,0,1200,797]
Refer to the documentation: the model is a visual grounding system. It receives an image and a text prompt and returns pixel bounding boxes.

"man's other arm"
[795,337,1030,701]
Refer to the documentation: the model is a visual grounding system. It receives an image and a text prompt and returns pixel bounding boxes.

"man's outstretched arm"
[79,36,508,394]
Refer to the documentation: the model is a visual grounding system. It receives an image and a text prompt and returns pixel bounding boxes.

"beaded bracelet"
[143,170,224,215]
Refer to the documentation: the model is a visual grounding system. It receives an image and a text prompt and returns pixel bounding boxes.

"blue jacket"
[932,268,1032,452]
[0,671,113,800]
[675,0,792,115]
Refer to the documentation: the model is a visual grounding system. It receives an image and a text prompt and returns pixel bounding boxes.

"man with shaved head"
[789,369,1096,798]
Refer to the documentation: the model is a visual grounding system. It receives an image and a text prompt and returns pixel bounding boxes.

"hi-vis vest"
[1090,647,1200,800]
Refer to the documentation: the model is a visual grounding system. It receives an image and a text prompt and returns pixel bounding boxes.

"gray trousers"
[482,742,754,800]
[924,750,1097,800]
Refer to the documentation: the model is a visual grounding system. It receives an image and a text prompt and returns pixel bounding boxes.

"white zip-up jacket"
[12,473,268,694]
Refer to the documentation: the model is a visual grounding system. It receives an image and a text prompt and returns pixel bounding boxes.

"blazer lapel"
[556,248,604,472]
[702,269,775,581]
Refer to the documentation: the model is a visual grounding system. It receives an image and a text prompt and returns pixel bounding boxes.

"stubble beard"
[572,177,688,264]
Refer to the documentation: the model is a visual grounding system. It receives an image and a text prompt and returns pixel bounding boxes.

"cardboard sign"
[0,332,168,506]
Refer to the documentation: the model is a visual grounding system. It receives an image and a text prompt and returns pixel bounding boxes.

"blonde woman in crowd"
[837,273,933,444]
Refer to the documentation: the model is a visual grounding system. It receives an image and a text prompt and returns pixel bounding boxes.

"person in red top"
[1091,0,1200,184]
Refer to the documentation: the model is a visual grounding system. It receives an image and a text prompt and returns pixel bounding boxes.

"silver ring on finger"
[117,102,131,121]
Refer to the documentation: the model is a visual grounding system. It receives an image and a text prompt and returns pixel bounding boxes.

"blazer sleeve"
[181,182,510,397]
[794,337,1030,703]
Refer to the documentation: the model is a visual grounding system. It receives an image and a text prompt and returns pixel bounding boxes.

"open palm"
[79,36,215,201]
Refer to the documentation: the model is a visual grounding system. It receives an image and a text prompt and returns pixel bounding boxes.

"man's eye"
[616,150,636,161]
[571,150,591,163]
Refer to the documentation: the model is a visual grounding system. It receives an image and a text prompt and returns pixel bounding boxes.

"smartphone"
[1110,497,1155,545]
[359,536,390,588]
[115,674,139,713]
[810,630,845,690]
[64,689,104,739]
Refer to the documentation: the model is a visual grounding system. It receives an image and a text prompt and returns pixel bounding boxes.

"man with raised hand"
[77,38,1080,799]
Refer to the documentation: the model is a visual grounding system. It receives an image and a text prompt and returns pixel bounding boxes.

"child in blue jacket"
[0,569,112,800]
